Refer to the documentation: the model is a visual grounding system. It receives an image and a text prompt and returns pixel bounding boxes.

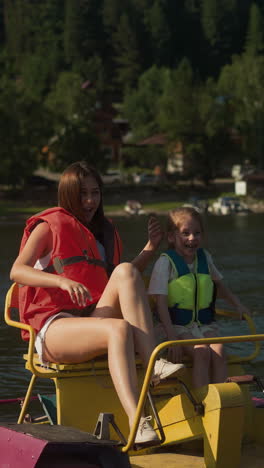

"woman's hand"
[58,277,92,307]
[147,214,164,250]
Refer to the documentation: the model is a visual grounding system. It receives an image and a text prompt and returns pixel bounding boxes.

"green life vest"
[162,248,216,326]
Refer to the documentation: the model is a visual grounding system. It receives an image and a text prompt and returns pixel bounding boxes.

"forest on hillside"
[1,0,264,185]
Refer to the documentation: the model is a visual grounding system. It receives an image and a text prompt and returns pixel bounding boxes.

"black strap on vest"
[44,251,107,275]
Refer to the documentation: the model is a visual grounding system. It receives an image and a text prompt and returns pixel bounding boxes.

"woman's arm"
[10,222,58,287]
[132,215,163,272]
[10,222,91,306]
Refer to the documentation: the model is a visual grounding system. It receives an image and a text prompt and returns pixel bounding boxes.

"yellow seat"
[4,283,138,438]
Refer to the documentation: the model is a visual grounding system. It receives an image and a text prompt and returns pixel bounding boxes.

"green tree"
[113,13,142,91]
[218,53,264,169]
[45,71,89,122]
[102,0,127,29]
[245,2,264,55]
[123,65,169,139]
[3,0,31,65]
[64,0,81,65]
[201,0,242,75]
[157,59,236,183]
[44,70,104,172]
[48,121,102,172]
[143,0,170,66]
[0,74,53,186]
[158,59,196,140]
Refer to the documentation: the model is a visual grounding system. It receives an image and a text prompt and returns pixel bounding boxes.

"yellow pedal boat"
[3,283,264,467]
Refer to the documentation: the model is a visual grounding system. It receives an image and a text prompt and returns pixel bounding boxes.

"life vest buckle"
[83,249,89,262]
[53,257,64,274]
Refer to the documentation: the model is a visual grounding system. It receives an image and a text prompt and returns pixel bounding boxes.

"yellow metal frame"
[123,332,264,453]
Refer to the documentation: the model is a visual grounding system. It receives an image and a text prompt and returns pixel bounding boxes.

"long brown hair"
[167,207,205,248]
[58,161,105,239]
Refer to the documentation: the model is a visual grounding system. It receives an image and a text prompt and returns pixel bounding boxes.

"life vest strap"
[44,255,107,274]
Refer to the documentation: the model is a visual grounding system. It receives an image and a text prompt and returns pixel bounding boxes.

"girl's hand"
[58,277,92,307]
[236,304,251,320]
[148,214,164,250]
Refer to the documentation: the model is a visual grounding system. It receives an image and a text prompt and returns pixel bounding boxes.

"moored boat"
[208,197,250,215]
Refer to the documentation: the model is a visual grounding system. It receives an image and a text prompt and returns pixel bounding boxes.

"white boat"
[209,197,249,215]
[124,200,145,216]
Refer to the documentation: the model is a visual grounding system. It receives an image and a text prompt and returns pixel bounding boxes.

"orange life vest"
[18,207,122,340]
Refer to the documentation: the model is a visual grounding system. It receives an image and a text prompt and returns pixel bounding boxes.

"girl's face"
[80,176,101,223]
[168,216,203,263]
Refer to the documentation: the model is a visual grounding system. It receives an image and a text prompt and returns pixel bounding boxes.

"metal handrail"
[122,332,264,452]
[216,309,261,362]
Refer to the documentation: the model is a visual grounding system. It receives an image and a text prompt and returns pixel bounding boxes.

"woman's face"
[80,176,101,223]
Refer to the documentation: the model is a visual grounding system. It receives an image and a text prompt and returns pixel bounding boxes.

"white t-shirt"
[148,249,223,296]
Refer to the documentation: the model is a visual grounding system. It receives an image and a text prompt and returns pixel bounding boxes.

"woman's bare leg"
[92,263,156,367]
[43,316,139,426]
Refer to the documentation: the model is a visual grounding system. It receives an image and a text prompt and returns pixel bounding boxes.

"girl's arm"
[132,215,163,272]
[214,279,251,319]
[156,295,175,339]
[10,222,91,306]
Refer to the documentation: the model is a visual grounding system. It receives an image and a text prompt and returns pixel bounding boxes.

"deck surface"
[130,443,264,467]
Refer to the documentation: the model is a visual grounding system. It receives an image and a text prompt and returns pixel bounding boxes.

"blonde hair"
[167,207,205,248]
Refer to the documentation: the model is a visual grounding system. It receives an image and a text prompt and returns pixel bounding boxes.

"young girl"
[10,161,184,445]
[148,206,250,389]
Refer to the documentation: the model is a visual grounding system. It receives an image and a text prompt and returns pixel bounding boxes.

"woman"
[10,161,184,445]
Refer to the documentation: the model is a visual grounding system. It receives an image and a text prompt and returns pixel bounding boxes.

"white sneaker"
[152,358,185,386]
[134,416,159,445]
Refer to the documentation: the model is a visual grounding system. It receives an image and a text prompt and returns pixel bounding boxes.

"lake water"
[0,213,263,422]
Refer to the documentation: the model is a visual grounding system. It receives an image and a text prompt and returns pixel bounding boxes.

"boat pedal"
[38,394,57,425]
[177,378,204,416]
[93,412,126,446]
[226,375,264,392]
[134,438,161,451]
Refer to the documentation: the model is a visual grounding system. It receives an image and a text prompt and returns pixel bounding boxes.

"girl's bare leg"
[209,343,227,383]
[203,331,227,384]
[192,344,211,388]
[43,316,139,426]
[180,333,211,388]
[92,263,156,367]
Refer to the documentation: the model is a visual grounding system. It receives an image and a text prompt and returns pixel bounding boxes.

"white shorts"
[35,312,75,365]
[155,321,220,344]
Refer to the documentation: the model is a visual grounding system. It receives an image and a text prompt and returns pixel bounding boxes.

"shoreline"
[1,178,264,219]
[1,201,264,223]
